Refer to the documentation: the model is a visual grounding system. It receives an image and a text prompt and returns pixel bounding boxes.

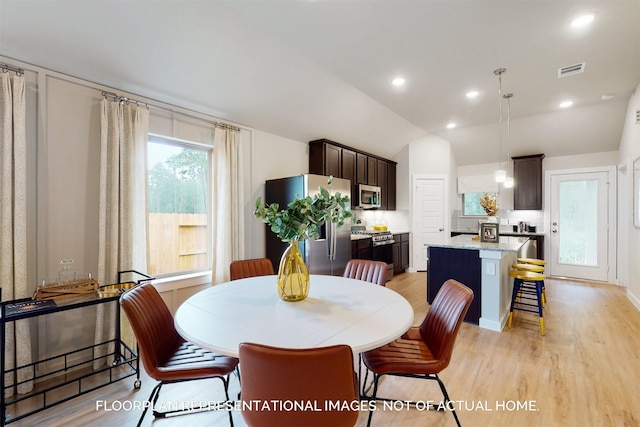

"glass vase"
[277,239,310,302]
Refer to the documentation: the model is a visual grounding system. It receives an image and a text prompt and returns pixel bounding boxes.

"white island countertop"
[427,234,530,253]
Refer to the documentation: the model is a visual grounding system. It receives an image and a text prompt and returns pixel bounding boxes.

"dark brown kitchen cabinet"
[387,163,396,211]
[377,159,388,210]
[351,238,372,260]
[392,233,410,274]
[309,139,397,210]
[309,140,342,177]
[342,148,357,207]
[513,154,544,210]
[356,153,368,184]
[367,156,377,185]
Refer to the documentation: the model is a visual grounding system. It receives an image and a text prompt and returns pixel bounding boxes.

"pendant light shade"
[503,176,514,188]
[494,169,507,183]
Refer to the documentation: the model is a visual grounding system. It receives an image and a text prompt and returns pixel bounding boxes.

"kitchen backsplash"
[451,210,545,233]
[351,209,544,234]
[354,209,411,232]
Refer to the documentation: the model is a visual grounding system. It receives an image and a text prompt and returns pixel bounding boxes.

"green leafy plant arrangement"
[254,177,352,242]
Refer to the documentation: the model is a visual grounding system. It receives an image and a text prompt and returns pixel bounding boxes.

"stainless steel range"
[351,230,395,246]
[351,230,395,280]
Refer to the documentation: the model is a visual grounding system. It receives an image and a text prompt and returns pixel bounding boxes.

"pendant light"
[503,92,514,188]
[493,68,507,183]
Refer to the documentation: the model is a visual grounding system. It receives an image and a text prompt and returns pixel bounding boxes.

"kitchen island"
[427,234,530,332]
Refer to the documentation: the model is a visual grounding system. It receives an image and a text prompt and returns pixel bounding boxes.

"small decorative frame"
[480,222,499,243]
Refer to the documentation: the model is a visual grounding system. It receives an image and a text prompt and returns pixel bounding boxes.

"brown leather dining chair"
[120,283,239,427]
[230,258,274,280]
[343,259,387,286]
[361,279,474,427]
[238,342,360,427]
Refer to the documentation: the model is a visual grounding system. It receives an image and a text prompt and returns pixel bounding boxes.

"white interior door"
[412,176,446,271]
[549,171,610,281]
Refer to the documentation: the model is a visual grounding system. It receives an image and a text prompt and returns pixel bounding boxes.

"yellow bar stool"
[517,257,546,267]
[511,263,544,273]
[516,258,547,304]
[511,263,546,306]
[507,270,546,335]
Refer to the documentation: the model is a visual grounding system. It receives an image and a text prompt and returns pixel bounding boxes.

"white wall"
[0,55,306,285]
[246,130,308,259]
[617,84,640,309]
[1,56,312,361]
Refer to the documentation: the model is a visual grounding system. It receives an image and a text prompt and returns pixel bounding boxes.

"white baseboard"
[628,288,640,312]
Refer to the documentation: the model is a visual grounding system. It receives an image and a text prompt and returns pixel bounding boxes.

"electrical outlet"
[486,263,496,275]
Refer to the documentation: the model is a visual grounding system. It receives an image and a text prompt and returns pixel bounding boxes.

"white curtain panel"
[211,126,244,284]
[0,72,33,395]
[95,99,149,367]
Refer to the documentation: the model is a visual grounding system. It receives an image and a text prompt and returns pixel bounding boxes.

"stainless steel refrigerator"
[264,174,352,276]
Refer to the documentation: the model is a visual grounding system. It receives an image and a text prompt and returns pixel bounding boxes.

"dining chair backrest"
[343,259,387,286]
[120,283,238,426]
[230,258,275,281]
[120,283,183,377]
[418,279,474,368]
[238,342,359,427]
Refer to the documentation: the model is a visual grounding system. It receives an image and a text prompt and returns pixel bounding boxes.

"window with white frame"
[147,134,211,276]
[462,192,488,216]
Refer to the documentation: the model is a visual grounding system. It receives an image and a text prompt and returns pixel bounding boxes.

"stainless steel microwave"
[357,184,381,209]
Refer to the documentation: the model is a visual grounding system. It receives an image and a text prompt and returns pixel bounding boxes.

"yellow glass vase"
[277,239,310,302]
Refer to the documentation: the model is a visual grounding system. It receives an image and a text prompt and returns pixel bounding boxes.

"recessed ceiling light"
[571,13,595,28]
[446,122,456,129]
[601,94,614,101]
[559,100,574,108]
[391,77,406,87]
[466,90,479,99]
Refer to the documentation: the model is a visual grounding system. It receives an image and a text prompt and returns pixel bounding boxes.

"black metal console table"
[0,271,149,425]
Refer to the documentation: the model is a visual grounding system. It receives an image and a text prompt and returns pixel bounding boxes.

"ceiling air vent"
[636,109,640,125]
[558,62,586,78]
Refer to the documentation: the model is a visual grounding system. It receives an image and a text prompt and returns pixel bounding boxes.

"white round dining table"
[174,274,414,358]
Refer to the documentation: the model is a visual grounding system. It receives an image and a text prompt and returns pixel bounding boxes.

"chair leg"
[434,374,461,427]
[137,382,162,427]
[221,375,234,427]
[536,282,545,336]
[366,373,381,427]
[508,279,522,329]
[149,376,235,427]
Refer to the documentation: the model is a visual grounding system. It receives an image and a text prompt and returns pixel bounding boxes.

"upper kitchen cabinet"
[387,163,396,211]
[377,159,388,210]
[309,139,397,210]
[513,154,544,210]
[356,153,368,185]
[367,157,377,185]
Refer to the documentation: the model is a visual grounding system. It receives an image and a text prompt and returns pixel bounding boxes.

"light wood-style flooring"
[8,273,640,427]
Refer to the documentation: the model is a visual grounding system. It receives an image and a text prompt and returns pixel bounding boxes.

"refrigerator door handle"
[325,221,332,260]
[326,221,337,261]
[331,222,337,261]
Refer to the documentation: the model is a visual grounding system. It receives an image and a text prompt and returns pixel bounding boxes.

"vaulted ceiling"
[1,0,638,165]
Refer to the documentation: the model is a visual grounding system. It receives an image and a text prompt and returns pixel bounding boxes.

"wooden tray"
[33,278,99,301]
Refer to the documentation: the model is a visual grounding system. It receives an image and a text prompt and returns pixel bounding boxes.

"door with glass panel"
[549,171,609,281]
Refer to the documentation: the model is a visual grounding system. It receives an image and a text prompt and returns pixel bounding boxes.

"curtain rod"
[101,90,241,132]
[1,62,24,76]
